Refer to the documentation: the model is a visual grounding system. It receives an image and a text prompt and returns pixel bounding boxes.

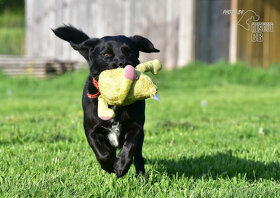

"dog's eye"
[103,52,112,58]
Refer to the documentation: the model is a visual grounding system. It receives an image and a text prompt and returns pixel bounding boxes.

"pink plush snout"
[124,65,138,80]
[100,116,113,120]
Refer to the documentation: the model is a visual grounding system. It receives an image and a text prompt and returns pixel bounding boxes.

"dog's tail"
[52,25,90,44]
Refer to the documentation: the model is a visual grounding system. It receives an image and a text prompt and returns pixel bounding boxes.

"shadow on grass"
[147,151,280,181]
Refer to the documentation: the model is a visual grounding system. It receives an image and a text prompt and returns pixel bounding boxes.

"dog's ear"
[130,35,160,53]
[52,25,90,44]
[52,25,100,61]
[70,38,101,61]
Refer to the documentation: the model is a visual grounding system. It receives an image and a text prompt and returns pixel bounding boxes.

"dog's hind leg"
[133,128,145,175]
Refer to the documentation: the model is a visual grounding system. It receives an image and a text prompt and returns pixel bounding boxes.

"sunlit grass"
[1,63,280,197]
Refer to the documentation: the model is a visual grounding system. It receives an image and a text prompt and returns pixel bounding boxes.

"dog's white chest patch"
[107,122,121,147]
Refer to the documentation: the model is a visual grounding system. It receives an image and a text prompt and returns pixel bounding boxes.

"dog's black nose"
[118,61,125,67]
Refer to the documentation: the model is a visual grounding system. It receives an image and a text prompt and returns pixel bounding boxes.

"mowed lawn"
[1,62,280,197]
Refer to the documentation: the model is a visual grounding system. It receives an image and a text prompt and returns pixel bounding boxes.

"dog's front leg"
[85,125,116,173]
[113,122,141,178]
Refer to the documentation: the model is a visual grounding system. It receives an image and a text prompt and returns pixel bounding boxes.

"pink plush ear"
[124,65,138,80]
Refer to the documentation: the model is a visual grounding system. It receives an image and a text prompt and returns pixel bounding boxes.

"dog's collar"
[87,77,100,99]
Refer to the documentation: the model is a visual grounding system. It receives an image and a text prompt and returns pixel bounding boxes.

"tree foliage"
[0,0,24,13]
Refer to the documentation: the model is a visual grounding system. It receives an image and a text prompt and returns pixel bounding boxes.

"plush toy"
[95,59,162,120]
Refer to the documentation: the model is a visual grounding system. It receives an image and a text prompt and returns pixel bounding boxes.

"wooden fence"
[0,56,76,78]
[25,0,195,69]
[236,0,280,67]
[24,0,280,71]
[196,0,231,63]
[194,0,280,67]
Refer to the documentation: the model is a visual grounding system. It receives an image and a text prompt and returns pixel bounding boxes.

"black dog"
[53,25,159,177]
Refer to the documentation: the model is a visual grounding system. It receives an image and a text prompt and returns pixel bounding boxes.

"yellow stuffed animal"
[96,59,162,120]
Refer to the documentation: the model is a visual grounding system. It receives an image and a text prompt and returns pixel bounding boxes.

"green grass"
[0,27,25,54]
[1,62,280,197]
[0,10,25,55]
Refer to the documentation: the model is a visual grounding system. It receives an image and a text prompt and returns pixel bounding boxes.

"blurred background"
[0,0,24,55]
[0,0,279,77]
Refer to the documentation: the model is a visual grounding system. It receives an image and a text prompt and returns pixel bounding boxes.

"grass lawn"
[1,62,280,197]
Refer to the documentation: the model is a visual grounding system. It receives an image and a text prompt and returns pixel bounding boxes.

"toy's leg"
[135,59,162,75]
[98,95,115,120]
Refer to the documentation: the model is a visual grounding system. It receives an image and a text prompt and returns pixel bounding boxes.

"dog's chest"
[106,121,122,147]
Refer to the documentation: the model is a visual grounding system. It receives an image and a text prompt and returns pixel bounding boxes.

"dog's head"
[53,25,159,76]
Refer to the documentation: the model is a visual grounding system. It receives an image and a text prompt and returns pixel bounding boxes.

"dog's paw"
[113,165,125,178]
[136,170,146,178]
[113,159,130,178]
[114,169,125,178]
